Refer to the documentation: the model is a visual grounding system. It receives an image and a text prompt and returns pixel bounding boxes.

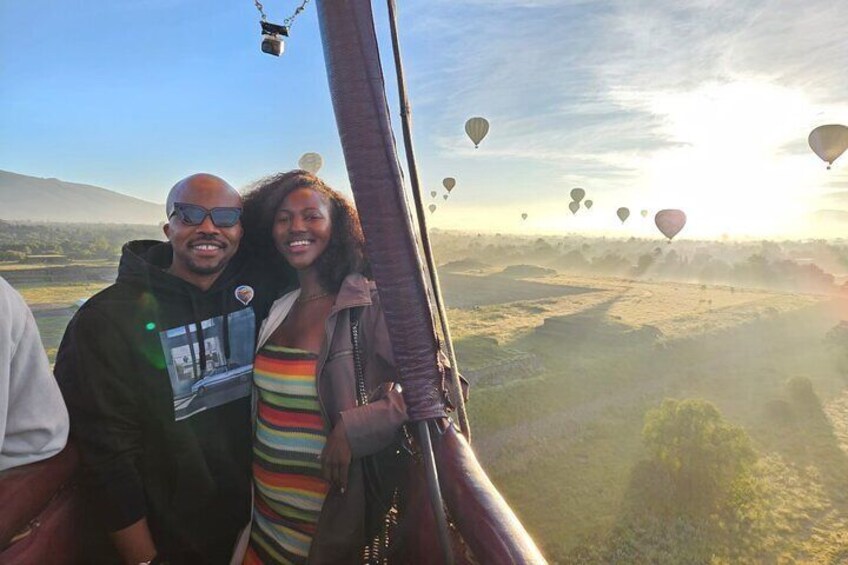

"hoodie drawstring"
[192,288,234,378]
[221,291,231,363]
[188,292,207,376]
[184,323,201,379]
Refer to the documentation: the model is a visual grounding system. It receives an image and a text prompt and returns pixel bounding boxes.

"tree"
[0,250,26,262]
[634,253,655,275]
[642,399,756,517]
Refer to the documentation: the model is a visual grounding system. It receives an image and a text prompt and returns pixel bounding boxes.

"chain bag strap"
[350,308,414,564]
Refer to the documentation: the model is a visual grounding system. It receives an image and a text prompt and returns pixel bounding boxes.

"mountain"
[0,170,163,224]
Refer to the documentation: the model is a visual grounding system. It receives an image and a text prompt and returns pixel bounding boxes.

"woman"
[238,171,409,564]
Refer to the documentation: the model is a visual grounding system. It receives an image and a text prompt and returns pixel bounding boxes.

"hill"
[439,258,491,273]
[497,264,557,278]
[0,170,162,224]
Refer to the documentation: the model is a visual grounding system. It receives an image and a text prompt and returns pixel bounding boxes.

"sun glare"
[434,79,847,240]
[641,80,825,238]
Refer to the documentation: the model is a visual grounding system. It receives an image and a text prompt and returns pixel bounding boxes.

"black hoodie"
[55,240,286,563]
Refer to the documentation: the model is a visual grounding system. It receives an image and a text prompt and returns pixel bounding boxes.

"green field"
[13,280,110,361]
[12,260,848,563]
[445,271,848,562]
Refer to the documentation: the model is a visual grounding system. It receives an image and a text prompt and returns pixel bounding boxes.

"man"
[0,276,69,471]
[56,174,286,564]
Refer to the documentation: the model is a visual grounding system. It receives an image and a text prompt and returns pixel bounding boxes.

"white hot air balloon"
[809,124,848,169]
[298,152,323,174]
[442,177,456,192]
[465,117,490,148]
[641,209,649,218]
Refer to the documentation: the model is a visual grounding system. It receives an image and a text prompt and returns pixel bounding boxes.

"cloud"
[823,188,848,203]
[813,209,848,223]
[447,0,591,6]
[406,0,848,167]
[396,0,848,236]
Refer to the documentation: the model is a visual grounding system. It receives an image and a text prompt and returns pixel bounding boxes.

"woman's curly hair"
[242,170,368,292]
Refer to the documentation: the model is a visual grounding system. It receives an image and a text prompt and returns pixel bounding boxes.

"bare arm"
[111,518,157,564]
[321,419,352,492]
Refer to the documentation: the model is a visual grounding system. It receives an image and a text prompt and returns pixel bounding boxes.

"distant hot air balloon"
[443,194,449,201]
[641,209,648,218]
[808,124,848,169]
[584,200,593,210]
[429,204,437,214]
[570,188,585,203]
[465,117,490,148]
[569,201,580,215]
[298,152,323,174]
[430,190,437,198]
[617,207,630,223]
[521,213,528,220]
[442,177,456,192]
[655,209,687,241]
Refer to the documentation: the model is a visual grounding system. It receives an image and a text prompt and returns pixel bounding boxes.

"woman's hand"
[321,419,352,493]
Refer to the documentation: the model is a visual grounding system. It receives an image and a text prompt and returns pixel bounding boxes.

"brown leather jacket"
[252,273,408,564]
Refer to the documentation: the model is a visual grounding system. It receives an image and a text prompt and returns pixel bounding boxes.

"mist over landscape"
[3,218,848,561]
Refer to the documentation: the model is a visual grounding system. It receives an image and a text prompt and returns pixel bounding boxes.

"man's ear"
[163,222,170,239]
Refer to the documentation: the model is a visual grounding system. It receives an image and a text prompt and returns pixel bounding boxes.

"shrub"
[642,398,757,518]
[0,250,26,261]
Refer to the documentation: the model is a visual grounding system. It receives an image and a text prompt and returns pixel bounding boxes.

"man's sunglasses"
[168,203,242,228]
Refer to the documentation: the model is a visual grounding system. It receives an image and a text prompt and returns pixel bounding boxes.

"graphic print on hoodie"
[161,307,255,421]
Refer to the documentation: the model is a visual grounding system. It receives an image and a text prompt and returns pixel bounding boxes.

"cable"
[385,0,471,444]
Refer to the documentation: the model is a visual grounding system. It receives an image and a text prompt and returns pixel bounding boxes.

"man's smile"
[189,241,225,257]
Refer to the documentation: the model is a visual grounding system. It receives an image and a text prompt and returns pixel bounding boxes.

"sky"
[2,0,848,239]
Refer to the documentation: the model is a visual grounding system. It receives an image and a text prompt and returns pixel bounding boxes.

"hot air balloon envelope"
[655,209,687,240]
[521,213,528,220]
[570,188,585,203]
[569,201,580,215]
[430,191,437,198]
[617,207,630,223]
[429,204,437,213]
[465,117,490,148]
[809,124,848,169]
[584,200,593,210]
[641,209,648,218]
[443,194,449,201]
[442,177,456,192]
[298,152,323,174]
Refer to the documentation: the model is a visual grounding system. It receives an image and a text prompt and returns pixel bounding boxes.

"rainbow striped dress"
[245,345,330,565]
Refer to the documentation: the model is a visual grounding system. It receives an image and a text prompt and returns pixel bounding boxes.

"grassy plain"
[16,282,109,308]
[0,259,116,272]
[12,279,110,360]
[442,267,848,562]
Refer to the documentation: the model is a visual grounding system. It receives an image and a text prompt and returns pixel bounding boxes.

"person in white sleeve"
[0,275,69,471]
